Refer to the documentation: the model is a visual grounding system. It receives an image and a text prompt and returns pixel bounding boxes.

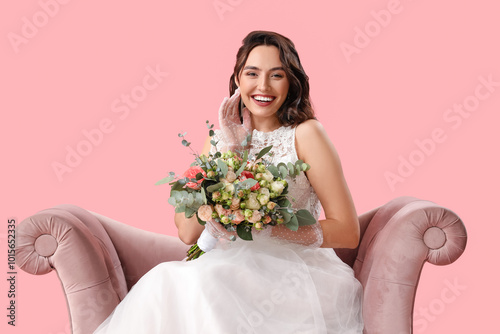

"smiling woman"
[94,30,364,334]
[229,31,315,128]
[236,46,290,132]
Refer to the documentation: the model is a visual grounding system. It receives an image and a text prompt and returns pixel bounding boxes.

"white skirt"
[94,237,364,334]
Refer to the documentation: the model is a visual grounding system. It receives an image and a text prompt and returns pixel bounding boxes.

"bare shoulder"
[295,119,325,138]
[295,119,334,160]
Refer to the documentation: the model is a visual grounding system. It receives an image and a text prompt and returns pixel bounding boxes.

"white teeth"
[253,96,274,102]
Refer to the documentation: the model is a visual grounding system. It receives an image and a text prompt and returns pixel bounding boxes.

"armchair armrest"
[89,209,189,289]
[354,197,467,334]
[15,204,189,334]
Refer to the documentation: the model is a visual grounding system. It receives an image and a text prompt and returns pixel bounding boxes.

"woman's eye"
[272,74,284,78]
[246,72,257,77]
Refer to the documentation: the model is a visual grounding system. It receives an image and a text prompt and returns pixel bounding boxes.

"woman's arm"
[175,135,213,245]
[295,119,360,249]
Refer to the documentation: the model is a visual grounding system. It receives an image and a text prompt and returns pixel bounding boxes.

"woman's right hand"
[204,219,237,242]
[218,88,253,152]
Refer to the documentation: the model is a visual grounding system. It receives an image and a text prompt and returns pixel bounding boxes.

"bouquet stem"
[186,243,205,261]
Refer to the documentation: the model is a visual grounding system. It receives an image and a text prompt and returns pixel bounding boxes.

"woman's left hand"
[218,88,253,151]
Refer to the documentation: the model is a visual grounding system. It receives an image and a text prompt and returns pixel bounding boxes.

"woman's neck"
[251,114,281,133]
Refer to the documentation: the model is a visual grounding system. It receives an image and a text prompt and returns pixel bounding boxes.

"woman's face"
[237,45,290,122]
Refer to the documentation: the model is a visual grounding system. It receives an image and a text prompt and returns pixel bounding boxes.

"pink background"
[2,0,498,333]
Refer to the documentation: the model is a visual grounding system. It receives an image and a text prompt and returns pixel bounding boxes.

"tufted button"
[34,234,58,257]
[423,227,447,249]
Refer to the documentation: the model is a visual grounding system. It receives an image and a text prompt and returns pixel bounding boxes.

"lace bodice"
[211,126,324,248]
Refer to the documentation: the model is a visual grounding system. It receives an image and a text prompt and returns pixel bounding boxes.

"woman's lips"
[251,95,276,107]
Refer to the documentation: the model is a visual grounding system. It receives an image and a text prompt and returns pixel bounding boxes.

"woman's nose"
[258,77,270,91]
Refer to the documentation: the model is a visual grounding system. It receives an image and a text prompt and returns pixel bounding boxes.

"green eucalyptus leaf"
[256,145,273,160]
[286,214,299,231]
[217,159,228,178]
[196,213,206,226]
[296,209,316,226]
[278,165,288,179]
[241,134,252,148]
[170,181,184,193]
[155,175,175,185]
[278,198,291,208]
[186,193,194,206]
[237,224,253,241]
[236,178,257,190]
[235,164,246,177]
[287,162,295,176]
[185,207,196,218]
[167,197,177,206]
[171,191,182,200]
[267,165,279,178]
[175,204,186,213]
[242,150,249,164]
[294,160,304,172]
[235,150,249,177]
[279,208,292,223]
[207,182,224,193]
[209,129,214,137]
[200,187,207,204]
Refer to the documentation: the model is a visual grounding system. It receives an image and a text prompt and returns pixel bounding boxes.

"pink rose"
[248,210,262,223]
[215,204,230,217]
[232,210,245,224]
[197,205,213,222]
[183,166,206,190]
[230,197,241,210]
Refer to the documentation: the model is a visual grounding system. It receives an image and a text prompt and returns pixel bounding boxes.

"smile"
[251,95,276,106]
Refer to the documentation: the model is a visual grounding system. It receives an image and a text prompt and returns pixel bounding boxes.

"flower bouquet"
[156,121,316,260]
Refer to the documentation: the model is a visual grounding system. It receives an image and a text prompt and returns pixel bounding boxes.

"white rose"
[245,193,260,210]
[224,181,235,195]
[262,170,274,182]
[257,188,270,205]
[270,181,285,195]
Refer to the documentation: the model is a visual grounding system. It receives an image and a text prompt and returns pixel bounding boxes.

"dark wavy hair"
[229,31,315,127]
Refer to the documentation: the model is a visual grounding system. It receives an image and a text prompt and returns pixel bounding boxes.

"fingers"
[226,90,241,120]
[218,97,229,125]
[241,107,253,133]
[219,89,241,124]
[205,219,236,241]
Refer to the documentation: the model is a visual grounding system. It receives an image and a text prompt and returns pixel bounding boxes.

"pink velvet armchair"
[15,196,467,334]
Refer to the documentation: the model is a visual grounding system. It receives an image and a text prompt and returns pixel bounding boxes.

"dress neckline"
[252,125,290,135]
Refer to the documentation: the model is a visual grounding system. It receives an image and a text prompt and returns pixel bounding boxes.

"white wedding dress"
[94,126,364,334]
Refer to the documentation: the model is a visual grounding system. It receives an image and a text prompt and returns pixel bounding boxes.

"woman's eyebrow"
[243,65,285,71]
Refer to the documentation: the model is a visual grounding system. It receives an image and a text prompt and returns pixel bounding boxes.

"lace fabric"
[211,126,324,248]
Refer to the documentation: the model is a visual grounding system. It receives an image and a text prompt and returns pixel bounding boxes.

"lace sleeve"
[269,222,324,248]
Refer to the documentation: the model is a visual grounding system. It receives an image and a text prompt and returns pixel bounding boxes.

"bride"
[94,30,364,334]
